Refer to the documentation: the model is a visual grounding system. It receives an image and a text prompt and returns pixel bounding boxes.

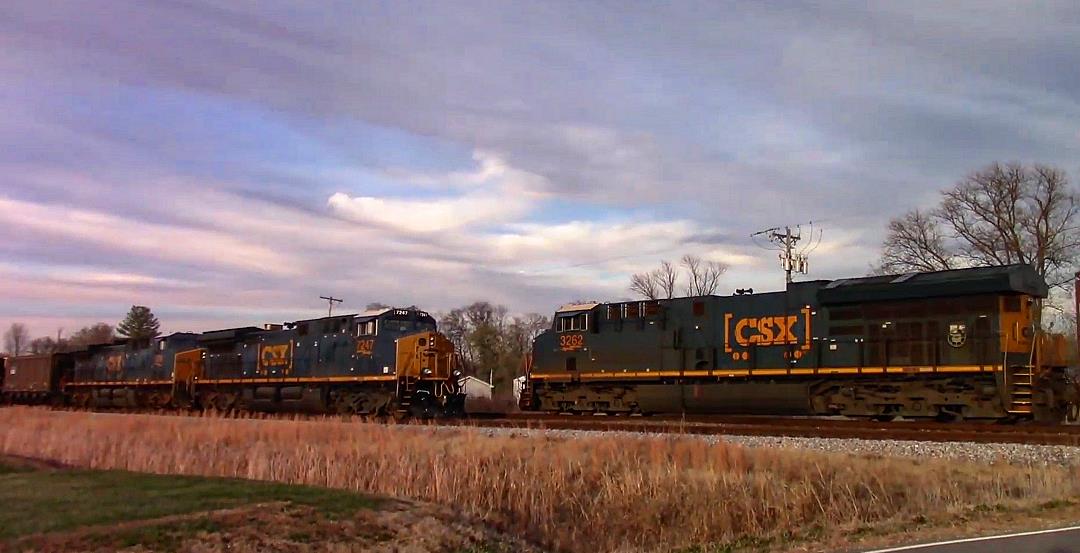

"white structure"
[460,375,492,400]
[512,375,526,403]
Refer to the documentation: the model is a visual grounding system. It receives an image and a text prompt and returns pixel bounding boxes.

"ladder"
[1005,365,1035,415]
[395,377,418,418]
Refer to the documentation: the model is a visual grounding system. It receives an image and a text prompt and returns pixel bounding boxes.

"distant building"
[460,375,492,400]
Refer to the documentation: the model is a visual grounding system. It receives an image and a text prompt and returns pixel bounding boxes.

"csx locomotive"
[521,264,1080,422]
[2,307,465,418]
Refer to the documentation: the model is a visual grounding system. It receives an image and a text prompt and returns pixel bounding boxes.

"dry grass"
[2,407,1078,552]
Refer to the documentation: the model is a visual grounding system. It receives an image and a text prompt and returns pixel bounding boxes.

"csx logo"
[105,353,124,376]
[724,308,812,360]
[259,343,292,370]
[733,315,799,347]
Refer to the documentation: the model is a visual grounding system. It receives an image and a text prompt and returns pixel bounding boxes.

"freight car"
[521,264,1080,422]
[185,307,464,417]
[0,353,71,405]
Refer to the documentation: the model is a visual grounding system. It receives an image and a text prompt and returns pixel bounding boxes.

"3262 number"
[559,334,585,351]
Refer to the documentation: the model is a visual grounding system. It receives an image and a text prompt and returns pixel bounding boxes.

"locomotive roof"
[817,263,1048,305]
[198,326,266,343]
[556,302,601,314]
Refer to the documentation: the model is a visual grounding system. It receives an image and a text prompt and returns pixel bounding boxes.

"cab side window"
[556,313,588,332]
[357,321,378,336]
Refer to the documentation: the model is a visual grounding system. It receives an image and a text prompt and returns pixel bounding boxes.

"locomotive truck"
[521,264,1080,422]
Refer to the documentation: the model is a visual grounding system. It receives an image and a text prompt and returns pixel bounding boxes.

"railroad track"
[10,405,1080,446]
[456,412,1080,446]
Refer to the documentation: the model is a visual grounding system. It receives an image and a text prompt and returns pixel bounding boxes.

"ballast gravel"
[415,424,1080,467]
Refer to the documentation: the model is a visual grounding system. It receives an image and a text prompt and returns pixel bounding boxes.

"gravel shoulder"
[422,423,1080,466]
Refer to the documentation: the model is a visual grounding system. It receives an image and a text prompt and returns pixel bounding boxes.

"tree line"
[3,305,161,356]
[437,302,549,397]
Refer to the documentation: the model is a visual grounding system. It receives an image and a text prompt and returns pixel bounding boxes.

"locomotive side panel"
[525,264,1075,421]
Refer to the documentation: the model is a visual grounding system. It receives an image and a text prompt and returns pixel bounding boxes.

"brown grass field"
[1,407,1079,552]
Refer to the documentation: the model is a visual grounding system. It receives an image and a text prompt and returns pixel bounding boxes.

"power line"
[319,295,343,317]
[752,222,824,284]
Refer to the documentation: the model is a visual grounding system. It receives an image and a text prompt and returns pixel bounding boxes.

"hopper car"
[521,264,1080,422]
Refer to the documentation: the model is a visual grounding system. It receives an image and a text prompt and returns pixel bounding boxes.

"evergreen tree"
[116,305,161,340]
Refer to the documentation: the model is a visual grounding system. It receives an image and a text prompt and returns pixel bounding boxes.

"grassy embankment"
[1,407,1079,552]
[0,454,530,552]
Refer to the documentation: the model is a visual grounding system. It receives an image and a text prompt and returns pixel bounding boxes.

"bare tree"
[3,323,29,356]
[629,272,659,300]
[655,260,679,299]
[682,254,728,296]
[878,163,1080,288]
[629,256,726,299]
[877,209,956,273]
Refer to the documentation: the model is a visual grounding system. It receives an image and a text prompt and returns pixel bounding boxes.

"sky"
[2,1,1080,338]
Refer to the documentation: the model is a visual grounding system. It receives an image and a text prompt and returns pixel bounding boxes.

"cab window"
[556,313,588,332]
[357,320,378,336]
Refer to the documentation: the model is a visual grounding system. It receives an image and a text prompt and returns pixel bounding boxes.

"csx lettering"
[356,339,375,356]
[260,344,291,368]
[559,334,585,351]
[734,315,798,347]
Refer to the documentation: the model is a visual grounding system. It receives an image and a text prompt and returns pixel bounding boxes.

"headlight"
[422,368,433,376]
[453,370,462,377]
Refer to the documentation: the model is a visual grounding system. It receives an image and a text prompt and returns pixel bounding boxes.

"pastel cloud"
[0,2,1078,338]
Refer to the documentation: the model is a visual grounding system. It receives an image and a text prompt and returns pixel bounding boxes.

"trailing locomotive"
[2,307,465,418]
[67,332,200,408]
[521,264,1080,422]
[188,307,463,417]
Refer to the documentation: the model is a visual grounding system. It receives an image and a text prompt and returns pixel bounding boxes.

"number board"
[356,339,375,356]
[559,333,585,352]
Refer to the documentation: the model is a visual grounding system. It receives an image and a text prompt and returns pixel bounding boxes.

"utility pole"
[320,296,343,317]
[751,223,819,284]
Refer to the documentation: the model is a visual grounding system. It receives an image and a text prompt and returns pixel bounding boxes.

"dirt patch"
[0,454,72,472]
[9,499,543,553]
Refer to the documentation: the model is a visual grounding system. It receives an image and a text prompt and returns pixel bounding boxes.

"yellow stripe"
[195,375,397,385]
[66,380,172,387]
[937,366,989,373]
[529,365,998,381]
[529,374,572,381]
